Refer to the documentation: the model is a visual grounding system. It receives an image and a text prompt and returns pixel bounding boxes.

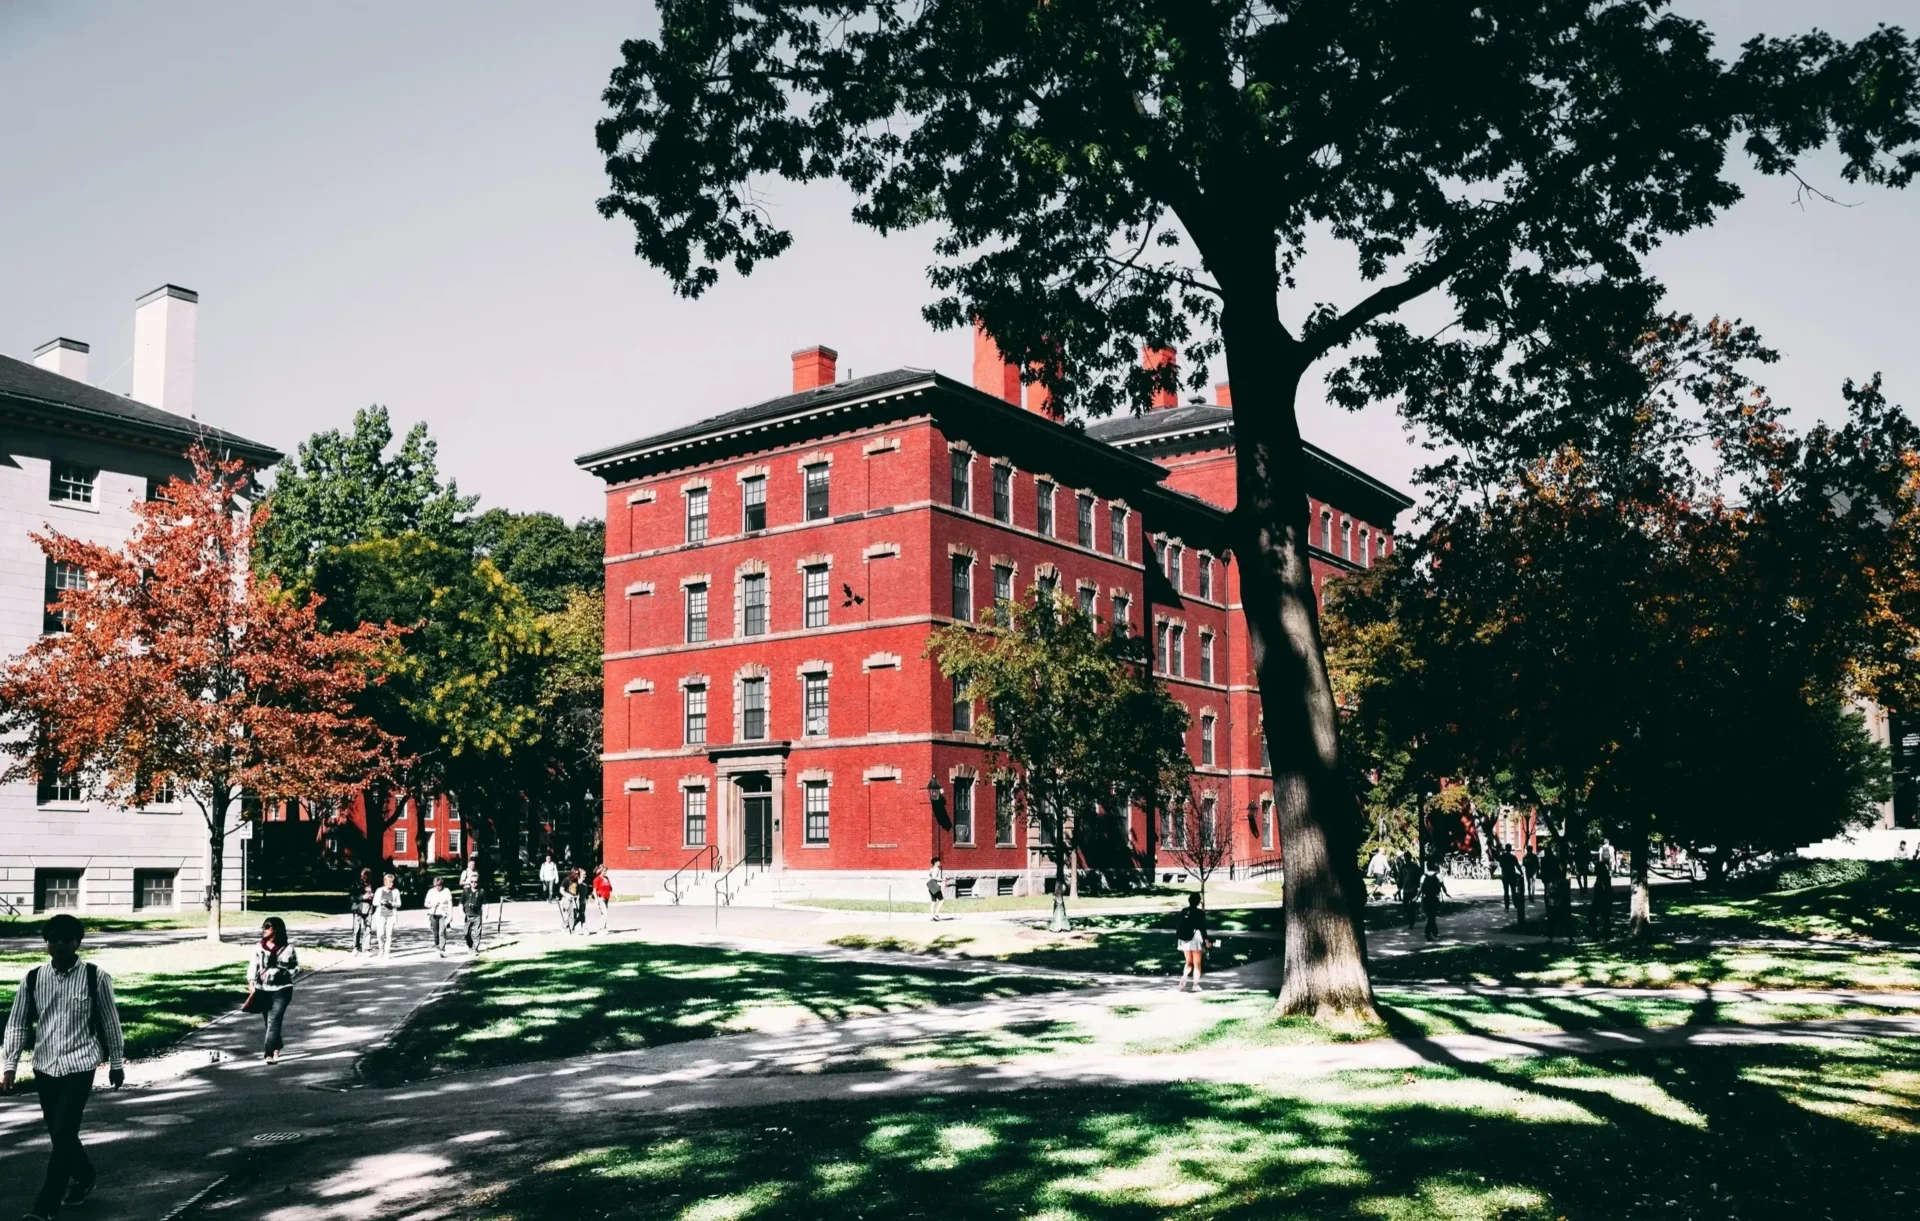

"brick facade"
[579,341,1410,899]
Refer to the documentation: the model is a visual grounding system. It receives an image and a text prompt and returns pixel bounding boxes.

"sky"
[2,1,1916,523]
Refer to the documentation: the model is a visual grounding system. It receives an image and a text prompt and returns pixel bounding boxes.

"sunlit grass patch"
[1376,937,1920,991]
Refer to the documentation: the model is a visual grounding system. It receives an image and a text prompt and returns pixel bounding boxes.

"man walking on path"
[1591,856,1616,941]
[2,914,125,1221]
[462,881,486,955]
[1420,867,1449,940]
[350,867,375,958]
[425,877,454,957]
[1498,845,1521,912]
[539,852,559,902]
[372,873,403,960]
[1522,846,1541,897]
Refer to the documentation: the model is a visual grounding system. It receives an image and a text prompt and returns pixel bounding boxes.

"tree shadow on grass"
[1372,936,1920,992]
[0,960,244,1068]
[358,941,1091,1085]
[462,1034,1920,1220]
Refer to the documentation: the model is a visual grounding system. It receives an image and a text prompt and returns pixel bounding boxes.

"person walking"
[2,914,125,1221]
[372,872,403,960]
[1522,846,1540,897]
[1590,856,1616,940]
[1399,856,1421,929]
[926,860,945,920]
[1174,893,1214,991]
[1420,866,1449,940]
[350,867,375,958]
[556,866,576,933]
[572,868,591,933]
[590,865,613,934]
[1365,849,1390,903]
[1498,845,1521,912]
[247,917,300,1064]
[461,881,486,954]
[424,876,454,957]
[538,852,559,902]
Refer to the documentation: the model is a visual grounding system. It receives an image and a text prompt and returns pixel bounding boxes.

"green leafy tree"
[1329,318,1915,934]
[595,0,1920,1018]
[255,405,475,585]
[310,535,546,866]
[471,509,607,614]
[930,589,1190,931]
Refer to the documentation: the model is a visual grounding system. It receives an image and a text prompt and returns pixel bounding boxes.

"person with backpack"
[424,876,455,957]
[1174,894,1215,991]
[246,917,300,1063]
[2,914,125,1221]
[1420,866,1449,940]
[461,881,487,954]
[372,872,403,959]
[350,867,375,958]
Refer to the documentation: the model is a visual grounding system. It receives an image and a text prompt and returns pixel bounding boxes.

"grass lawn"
[461,1036,1920,1219]
[1658,864,1920,943]
[358,938,1094,1085]
[1374,935,1920,991]
[0,907,333,936]
[0,940,317,1066]
[820,906,1284,978]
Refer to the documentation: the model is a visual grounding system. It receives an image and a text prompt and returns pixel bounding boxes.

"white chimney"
[132,283,198,414]
[32,337,90,383]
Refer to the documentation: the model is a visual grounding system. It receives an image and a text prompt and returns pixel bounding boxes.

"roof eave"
[0,390,282,467]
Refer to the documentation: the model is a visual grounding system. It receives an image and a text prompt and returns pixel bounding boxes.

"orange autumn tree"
[0,446,400,940]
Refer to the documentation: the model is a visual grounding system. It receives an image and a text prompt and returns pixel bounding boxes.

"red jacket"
[593,875,613,900]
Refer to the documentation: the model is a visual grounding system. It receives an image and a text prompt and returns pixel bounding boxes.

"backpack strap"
[84,962,106,1058]
[20,965,41,1044]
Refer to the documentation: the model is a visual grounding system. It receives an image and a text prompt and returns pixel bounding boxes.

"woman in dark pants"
[247,917,299,1063]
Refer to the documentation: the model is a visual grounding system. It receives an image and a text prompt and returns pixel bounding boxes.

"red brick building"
[577,337,1410,899]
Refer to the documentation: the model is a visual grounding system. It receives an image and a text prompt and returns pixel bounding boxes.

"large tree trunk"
[1222,294,1376,1022]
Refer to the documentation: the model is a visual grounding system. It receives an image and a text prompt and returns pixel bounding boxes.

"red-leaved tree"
[0,447,400,940]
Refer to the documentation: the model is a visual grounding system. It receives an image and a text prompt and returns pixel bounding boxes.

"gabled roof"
[1082,403,1235,446]
[0,353,281,466]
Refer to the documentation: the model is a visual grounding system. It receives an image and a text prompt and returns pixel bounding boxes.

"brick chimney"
[971,321,1021,405]
[1215,382,1232,407]
[792,345,838,392]
[133,284,198,414]
[32,338,89,383]
[1143,345,1178,409]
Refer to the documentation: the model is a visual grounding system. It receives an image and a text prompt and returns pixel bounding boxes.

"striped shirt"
[2,959,125,1076]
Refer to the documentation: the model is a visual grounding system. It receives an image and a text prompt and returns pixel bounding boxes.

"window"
[1342,519,1352,560]
[1152,537,1166,577]
[1201,796,1218,849]
[1200,715,1216,765]
[684,787,708,846]
[1360,528,1372,567]
[1155,622,1170,673]
[803,781,830,844]
[1171,625,1185,677]
[1168,803,1188,850]
[803,673,829,736]
[994,782,1015,845]
[1169,544,1184,592]
[447,828,463,855]
[1198,554,1212,600]
[992,465,1012,522]
[1077,586,1096,616]
[686,488,709,543]
[50,463,95,504]
[392,796,409,821]
[685,583,709,642]
[1321,512,1334,551]
[684,684,708,745]
[133,869,175,911]
[1036,572,1057,603]
[424,797,436,822]
[393,826,408,855]
[152,774,178,805]
[1261,799,1275,850]
[1261,735,1271,771]
[952,673,972,732]
[1110,506,1127,557]
[993,564,1014,623]
[1112,594,1130,635]
[43,559,85,634]
[740,476,768,532]
[34,869,82,912]
[997,875,1017,896]
[803,565,829,628]
[741,677,767,740]
[742,573,768,635]
[1036,480,1054,535]
[952,777,975,846]
[1076,494,1094,548]
[804,463,830,521]
[950,451,972,510]
[950,556,973,621]
[1199,633,1214,683]
[37,771,81,805]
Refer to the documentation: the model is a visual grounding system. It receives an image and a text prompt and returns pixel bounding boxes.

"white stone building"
[0,285,280,917]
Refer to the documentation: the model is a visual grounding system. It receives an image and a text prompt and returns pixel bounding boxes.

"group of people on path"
[542,854,614,934]
[351,865,488,960]
[1496,839,1617,942]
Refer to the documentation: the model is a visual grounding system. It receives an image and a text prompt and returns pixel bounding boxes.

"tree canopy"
[598,0,1920,1017]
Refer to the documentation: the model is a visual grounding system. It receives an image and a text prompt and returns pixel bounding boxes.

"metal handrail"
[662,845,717,905]
[711,855,760,907]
